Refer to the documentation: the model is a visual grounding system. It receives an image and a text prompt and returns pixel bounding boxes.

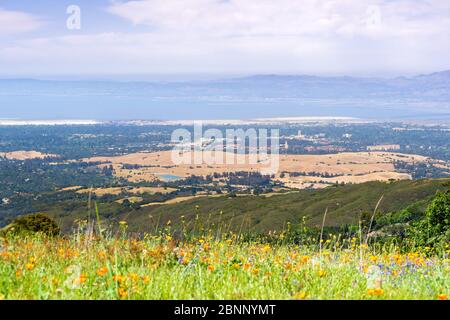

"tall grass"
[0,219,449,300]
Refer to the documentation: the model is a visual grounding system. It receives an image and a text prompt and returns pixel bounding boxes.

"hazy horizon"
[1,1,449,121]
[1,70,450,121]
[1,69,449,82]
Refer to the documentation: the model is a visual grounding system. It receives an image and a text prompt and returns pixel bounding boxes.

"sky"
[0,0,450,78]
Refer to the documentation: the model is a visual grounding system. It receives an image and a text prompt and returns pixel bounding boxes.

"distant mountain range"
[1,71,450,121]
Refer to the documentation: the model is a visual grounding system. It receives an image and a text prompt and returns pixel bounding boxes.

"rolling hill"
[45,178,450,234]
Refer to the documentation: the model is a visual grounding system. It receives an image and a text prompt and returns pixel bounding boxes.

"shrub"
[410,190,450,246]
[426,191,450,234]
[1,213,60,237]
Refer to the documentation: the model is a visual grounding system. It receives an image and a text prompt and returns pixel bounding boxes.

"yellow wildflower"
[300,255,310,264]
[113,275,124,284]
[293,292,307,300]
[118,287,128,298]
[367,288,384,296]
[251,268,260,275]
[232,263,240,270]
[96,267,108,277]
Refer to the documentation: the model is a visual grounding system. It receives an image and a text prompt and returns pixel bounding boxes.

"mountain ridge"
[1,69,450,83]
[1,70,449,121]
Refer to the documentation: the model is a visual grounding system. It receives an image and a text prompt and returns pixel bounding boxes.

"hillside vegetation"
[43,178,450,234]
[0,233,448,300]
[1,178,449,300]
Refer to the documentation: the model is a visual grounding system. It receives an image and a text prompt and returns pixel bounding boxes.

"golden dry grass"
[84,151,430,186]
[58,186,84,192]
[115,197,144,204]
[0,150,58,160]
[75,186,177,196]
[140,194,226,207]
[279,172,412,189]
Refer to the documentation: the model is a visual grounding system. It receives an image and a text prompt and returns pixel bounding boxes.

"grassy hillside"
[1,234,448,300]
[43,178,450,234]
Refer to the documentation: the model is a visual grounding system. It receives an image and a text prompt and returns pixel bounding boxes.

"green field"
[0,232,449,300]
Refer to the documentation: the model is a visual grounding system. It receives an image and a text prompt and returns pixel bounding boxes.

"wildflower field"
[0,230,449,300]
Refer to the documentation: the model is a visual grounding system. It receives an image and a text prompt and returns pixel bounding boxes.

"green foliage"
[115,179,449,234]
[0,158,115,198]
[1,213,60,237]
[376,208,419,228]
[426,191,450,234]
[409,190,450,246]
[359,211,373,232]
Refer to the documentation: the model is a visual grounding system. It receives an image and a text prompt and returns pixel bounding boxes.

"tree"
[1,213,60,236]
[412,190,450,246]
[425,191,450,240]
[359,211,374,233]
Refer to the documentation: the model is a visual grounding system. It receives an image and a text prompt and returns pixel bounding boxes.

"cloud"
[106,0,450,39]
[0,1,449,76]
[1,29,448,76]
[0,7,43,35]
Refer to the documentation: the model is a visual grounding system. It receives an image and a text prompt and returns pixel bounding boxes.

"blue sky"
[1,0,450,78]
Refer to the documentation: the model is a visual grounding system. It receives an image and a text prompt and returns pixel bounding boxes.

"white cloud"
[1,29,448,76]
[0,0,449,76]
[106,0,450,39]
[0,7,43,35]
